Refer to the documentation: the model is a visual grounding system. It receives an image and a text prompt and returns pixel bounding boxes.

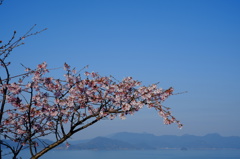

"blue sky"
[1,0,240,140]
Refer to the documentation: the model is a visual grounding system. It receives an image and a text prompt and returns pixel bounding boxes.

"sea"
[3,149,240,159]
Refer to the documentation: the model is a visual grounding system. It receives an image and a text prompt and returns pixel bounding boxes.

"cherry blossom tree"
[0,26,182,159]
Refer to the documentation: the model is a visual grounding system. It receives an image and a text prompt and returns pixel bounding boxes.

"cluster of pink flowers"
[0,62,182,145]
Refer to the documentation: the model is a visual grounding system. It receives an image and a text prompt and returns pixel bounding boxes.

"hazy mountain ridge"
[70,137,136,150]
[107,132,240,149]
[1,139,63,149]
[68,132,240,150]
[2,132,240,150]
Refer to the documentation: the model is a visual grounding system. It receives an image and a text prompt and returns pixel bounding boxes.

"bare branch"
[0,0,4,6]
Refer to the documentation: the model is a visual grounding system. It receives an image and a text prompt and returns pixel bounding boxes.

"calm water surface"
[3,149,240,159]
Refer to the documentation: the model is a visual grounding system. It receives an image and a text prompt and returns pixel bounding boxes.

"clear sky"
[1,0,240,140]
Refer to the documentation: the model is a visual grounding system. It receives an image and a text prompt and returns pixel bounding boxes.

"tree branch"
[31,117,102,159]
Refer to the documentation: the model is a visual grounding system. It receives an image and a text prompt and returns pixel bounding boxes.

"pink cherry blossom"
[1,61,182,159]
[7,83,22,94]
[17,129,26,135]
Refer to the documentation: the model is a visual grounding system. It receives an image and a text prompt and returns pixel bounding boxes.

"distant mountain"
[1,139,62,149]
[2,132,240,150]
[70,136,135,150]
[107,132,158,149]
[108,132,240,149]
[67,132,240,150]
